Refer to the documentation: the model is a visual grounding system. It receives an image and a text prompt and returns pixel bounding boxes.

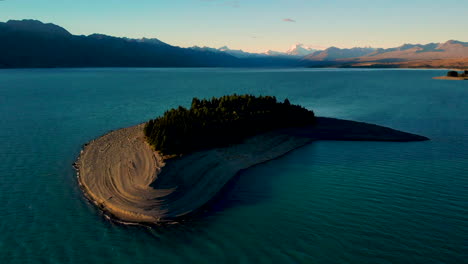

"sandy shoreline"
[433,76,468,81]
[75,117,428,224]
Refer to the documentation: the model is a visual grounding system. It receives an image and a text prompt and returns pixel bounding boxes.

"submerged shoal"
[75,117,428,224]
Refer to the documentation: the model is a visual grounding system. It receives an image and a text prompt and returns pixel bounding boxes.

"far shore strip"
[75,117,428,224]
[433,76,468,81]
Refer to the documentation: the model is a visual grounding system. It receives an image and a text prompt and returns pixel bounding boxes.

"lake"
[0,68,466,263]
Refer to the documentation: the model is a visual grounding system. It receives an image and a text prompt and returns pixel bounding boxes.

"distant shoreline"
[74,117,428,225]
[0,66,462,70]
[433,76,468,81]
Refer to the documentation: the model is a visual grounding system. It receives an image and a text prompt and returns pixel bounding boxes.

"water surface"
[0,68,466,263]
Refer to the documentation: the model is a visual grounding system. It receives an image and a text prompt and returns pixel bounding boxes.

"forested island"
[144,95,315,155]
[75,95,429,224]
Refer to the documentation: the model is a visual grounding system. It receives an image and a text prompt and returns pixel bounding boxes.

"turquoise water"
[0,68,466,263]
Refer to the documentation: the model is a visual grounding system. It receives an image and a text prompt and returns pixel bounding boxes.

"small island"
[75,95,429,224]
[434,70,468,80]
[144,95,316,156]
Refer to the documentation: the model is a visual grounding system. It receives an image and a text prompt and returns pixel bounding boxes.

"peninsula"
[75,95,429,224]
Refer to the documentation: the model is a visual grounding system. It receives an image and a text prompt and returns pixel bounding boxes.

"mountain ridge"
[0,19,243,68]
[0,19,467,69]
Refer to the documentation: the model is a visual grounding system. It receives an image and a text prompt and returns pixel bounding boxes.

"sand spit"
[433,76,468,81]
[75,118,428,224]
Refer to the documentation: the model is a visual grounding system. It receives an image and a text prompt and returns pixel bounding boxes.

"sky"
[1,0,467,53]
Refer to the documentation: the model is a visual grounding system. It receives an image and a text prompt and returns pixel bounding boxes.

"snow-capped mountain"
[190,44,318,58]
[285,44,317,56]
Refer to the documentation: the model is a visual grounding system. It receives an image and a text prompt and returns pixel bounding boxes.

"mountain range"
[190,43,316,58]
[0,19,467,69]
[264,44,317,57]
[302,40,468,68]
[0,20,242,68]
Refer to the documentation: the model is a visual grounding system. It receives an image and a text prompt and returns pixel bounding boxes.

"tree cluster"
[447,70,468,77]
[447,71,459,77]
[144,94,316,155]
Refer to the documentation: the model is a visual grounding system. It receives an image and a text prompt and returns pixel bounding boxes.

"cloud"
[282,18,296,23]
[200,0,240,8]
[223,0,240,8]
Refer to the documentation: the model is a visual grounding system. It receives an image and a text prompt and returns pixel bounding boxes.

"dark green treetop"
[144,94,315,156]
[447,71,459,77]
